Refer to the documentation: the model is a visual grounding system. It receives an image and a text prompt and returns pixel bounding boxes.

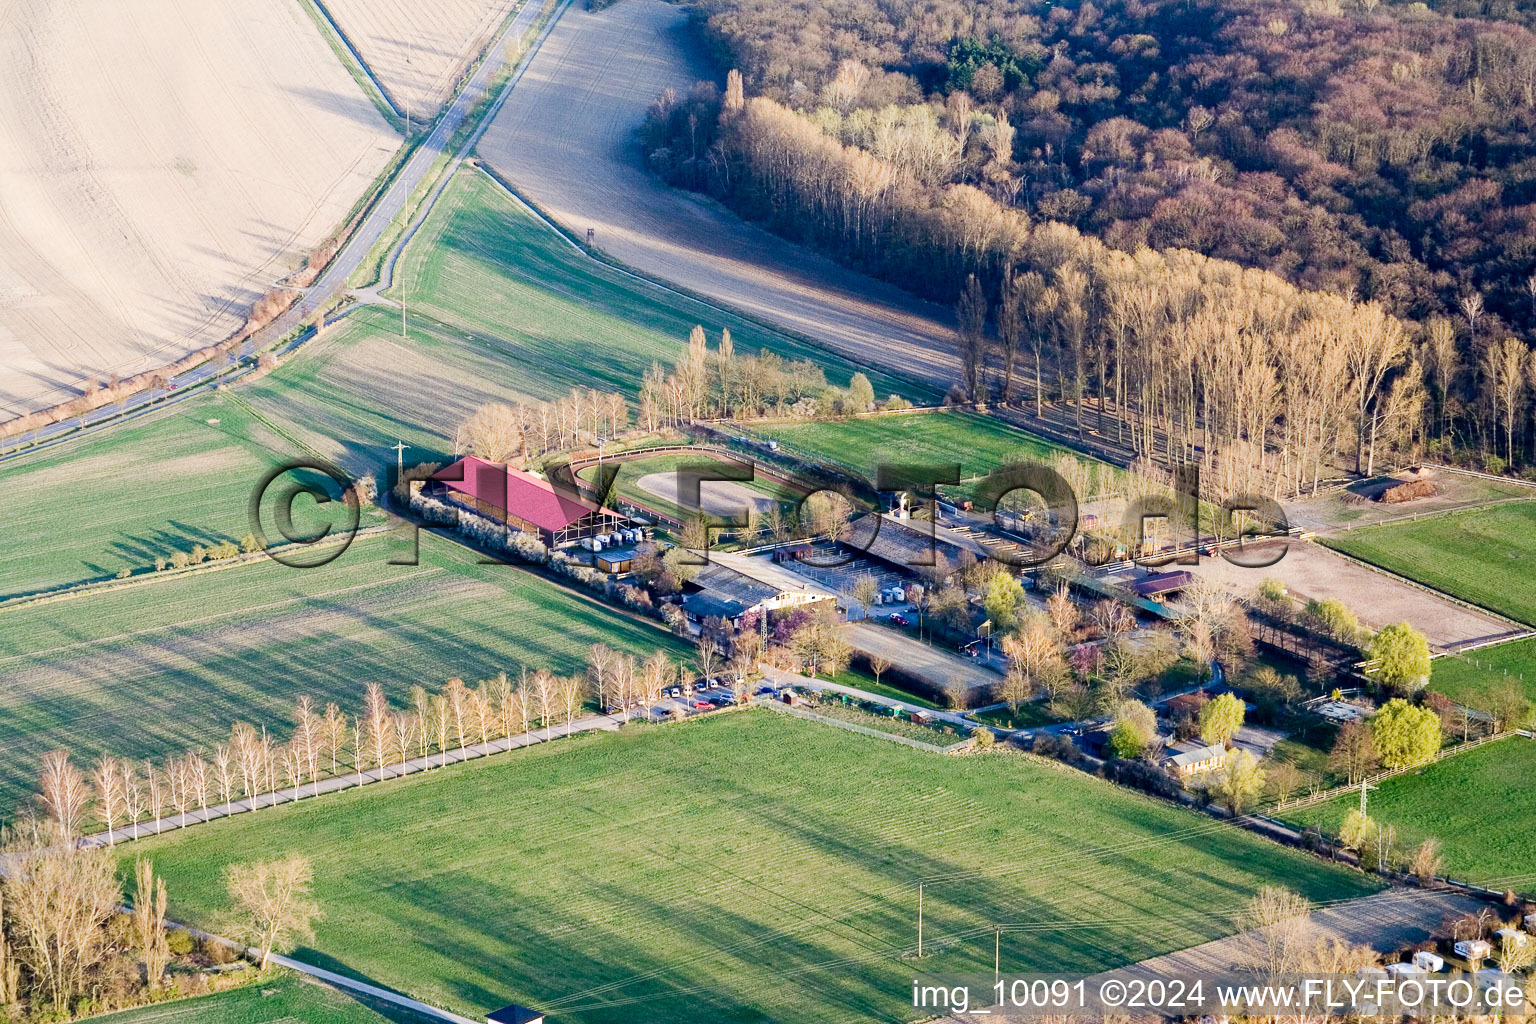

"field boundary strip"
[297,0,402,123]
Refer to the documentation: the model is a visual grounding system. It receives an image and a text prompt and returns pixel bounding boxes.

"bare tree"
[532,669,557,740]
[455,402,523,462]
[132,858,169,990]
[221,855,322,970]
[213,744,235,808]
[558,674,585,736]
[393,713,419,772]
[121,763,145,842]
[4,826,121,1011]
[90,756,123,844]
[445,677,470,751]
[323,703,348,778]
[364,683,391,773]
[1237,886,1315,979]
[186,753,210,820]
[38,751,90,839]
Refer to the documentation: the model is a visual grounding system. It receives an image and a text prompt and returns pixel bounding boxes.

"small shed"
[1413,951,1445,972]
[487,1006,545,1024]
[595,545,639,574]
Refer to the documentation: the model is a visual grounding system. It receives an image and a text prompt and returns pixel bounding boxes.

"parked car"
[888,614,909,626]
[692,701,711,710]
[668,687,681,698]
[756,685,775,695]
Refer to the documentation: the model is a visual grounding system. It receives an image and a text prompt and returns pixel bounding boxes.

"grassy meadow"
[89,974,437,1024]
[0,536,688,810]
[1284,737,1536,884]
[1322,503,1536,625]
[132,712,1373,1024]
[749,411,1115,501]
[0,394,325,600]
[1428,637,1536,709]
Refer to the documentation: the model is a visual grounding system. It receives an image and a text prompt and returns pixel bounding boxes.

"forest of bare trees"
[644,0,1536,476]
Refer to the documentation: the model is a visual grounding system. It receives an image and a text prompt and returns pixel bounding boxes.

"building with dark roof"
[1129,570,1195,598]
[486,1006,544,1024]
[431,456,628,548]
[682,561,832,627]
[856,518,966,577]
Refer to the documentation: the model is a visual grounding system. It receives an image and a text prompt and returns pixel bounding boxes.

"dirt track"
[1181,540,1517,649]
[0,0,399,418]
[475,0,960,391]
[634,471,779,517]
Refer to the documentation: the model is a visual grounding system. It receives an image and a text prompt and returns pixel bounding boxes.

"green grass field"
[0,395,321,600]
[1322,503,1536,625]
[1428,638,1536,709]
[89,973,436,1024]
[132,712,1373,1024]
[750,411,1113,500]
[0,536,689,810]
[1284,737,1536,885]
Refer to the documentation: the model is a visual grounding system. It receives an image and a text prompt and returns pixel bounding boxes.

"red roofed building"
[431,456,629,548]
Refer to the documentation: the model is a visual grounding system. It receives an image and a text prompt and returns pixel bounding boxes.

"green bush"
[166,927,197,956]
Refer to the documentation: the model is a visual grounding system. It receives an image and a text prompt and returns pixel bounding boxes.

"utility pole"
[994,927,1000,985]
[392,440,409,477]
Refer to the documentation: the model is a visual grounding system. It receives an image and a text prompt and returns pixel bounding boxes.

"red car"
[692,700,712,710]
[888,613,909,626]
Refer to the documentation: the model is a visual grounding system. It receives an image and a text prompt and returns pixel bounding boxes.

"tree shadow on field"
[285,84,402,133]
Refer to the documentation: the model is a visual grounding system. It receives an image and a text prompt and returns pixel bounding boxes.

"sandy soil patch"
[476,0,959,389]
[0,0,400,418]
[634,471,779,518]
[1180,540,1516,648]
[323,0,516,119]
[845,621,997,692]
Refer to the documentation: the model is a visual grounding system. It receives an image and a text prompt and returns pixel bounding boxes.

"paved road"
[0,0,555,464]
